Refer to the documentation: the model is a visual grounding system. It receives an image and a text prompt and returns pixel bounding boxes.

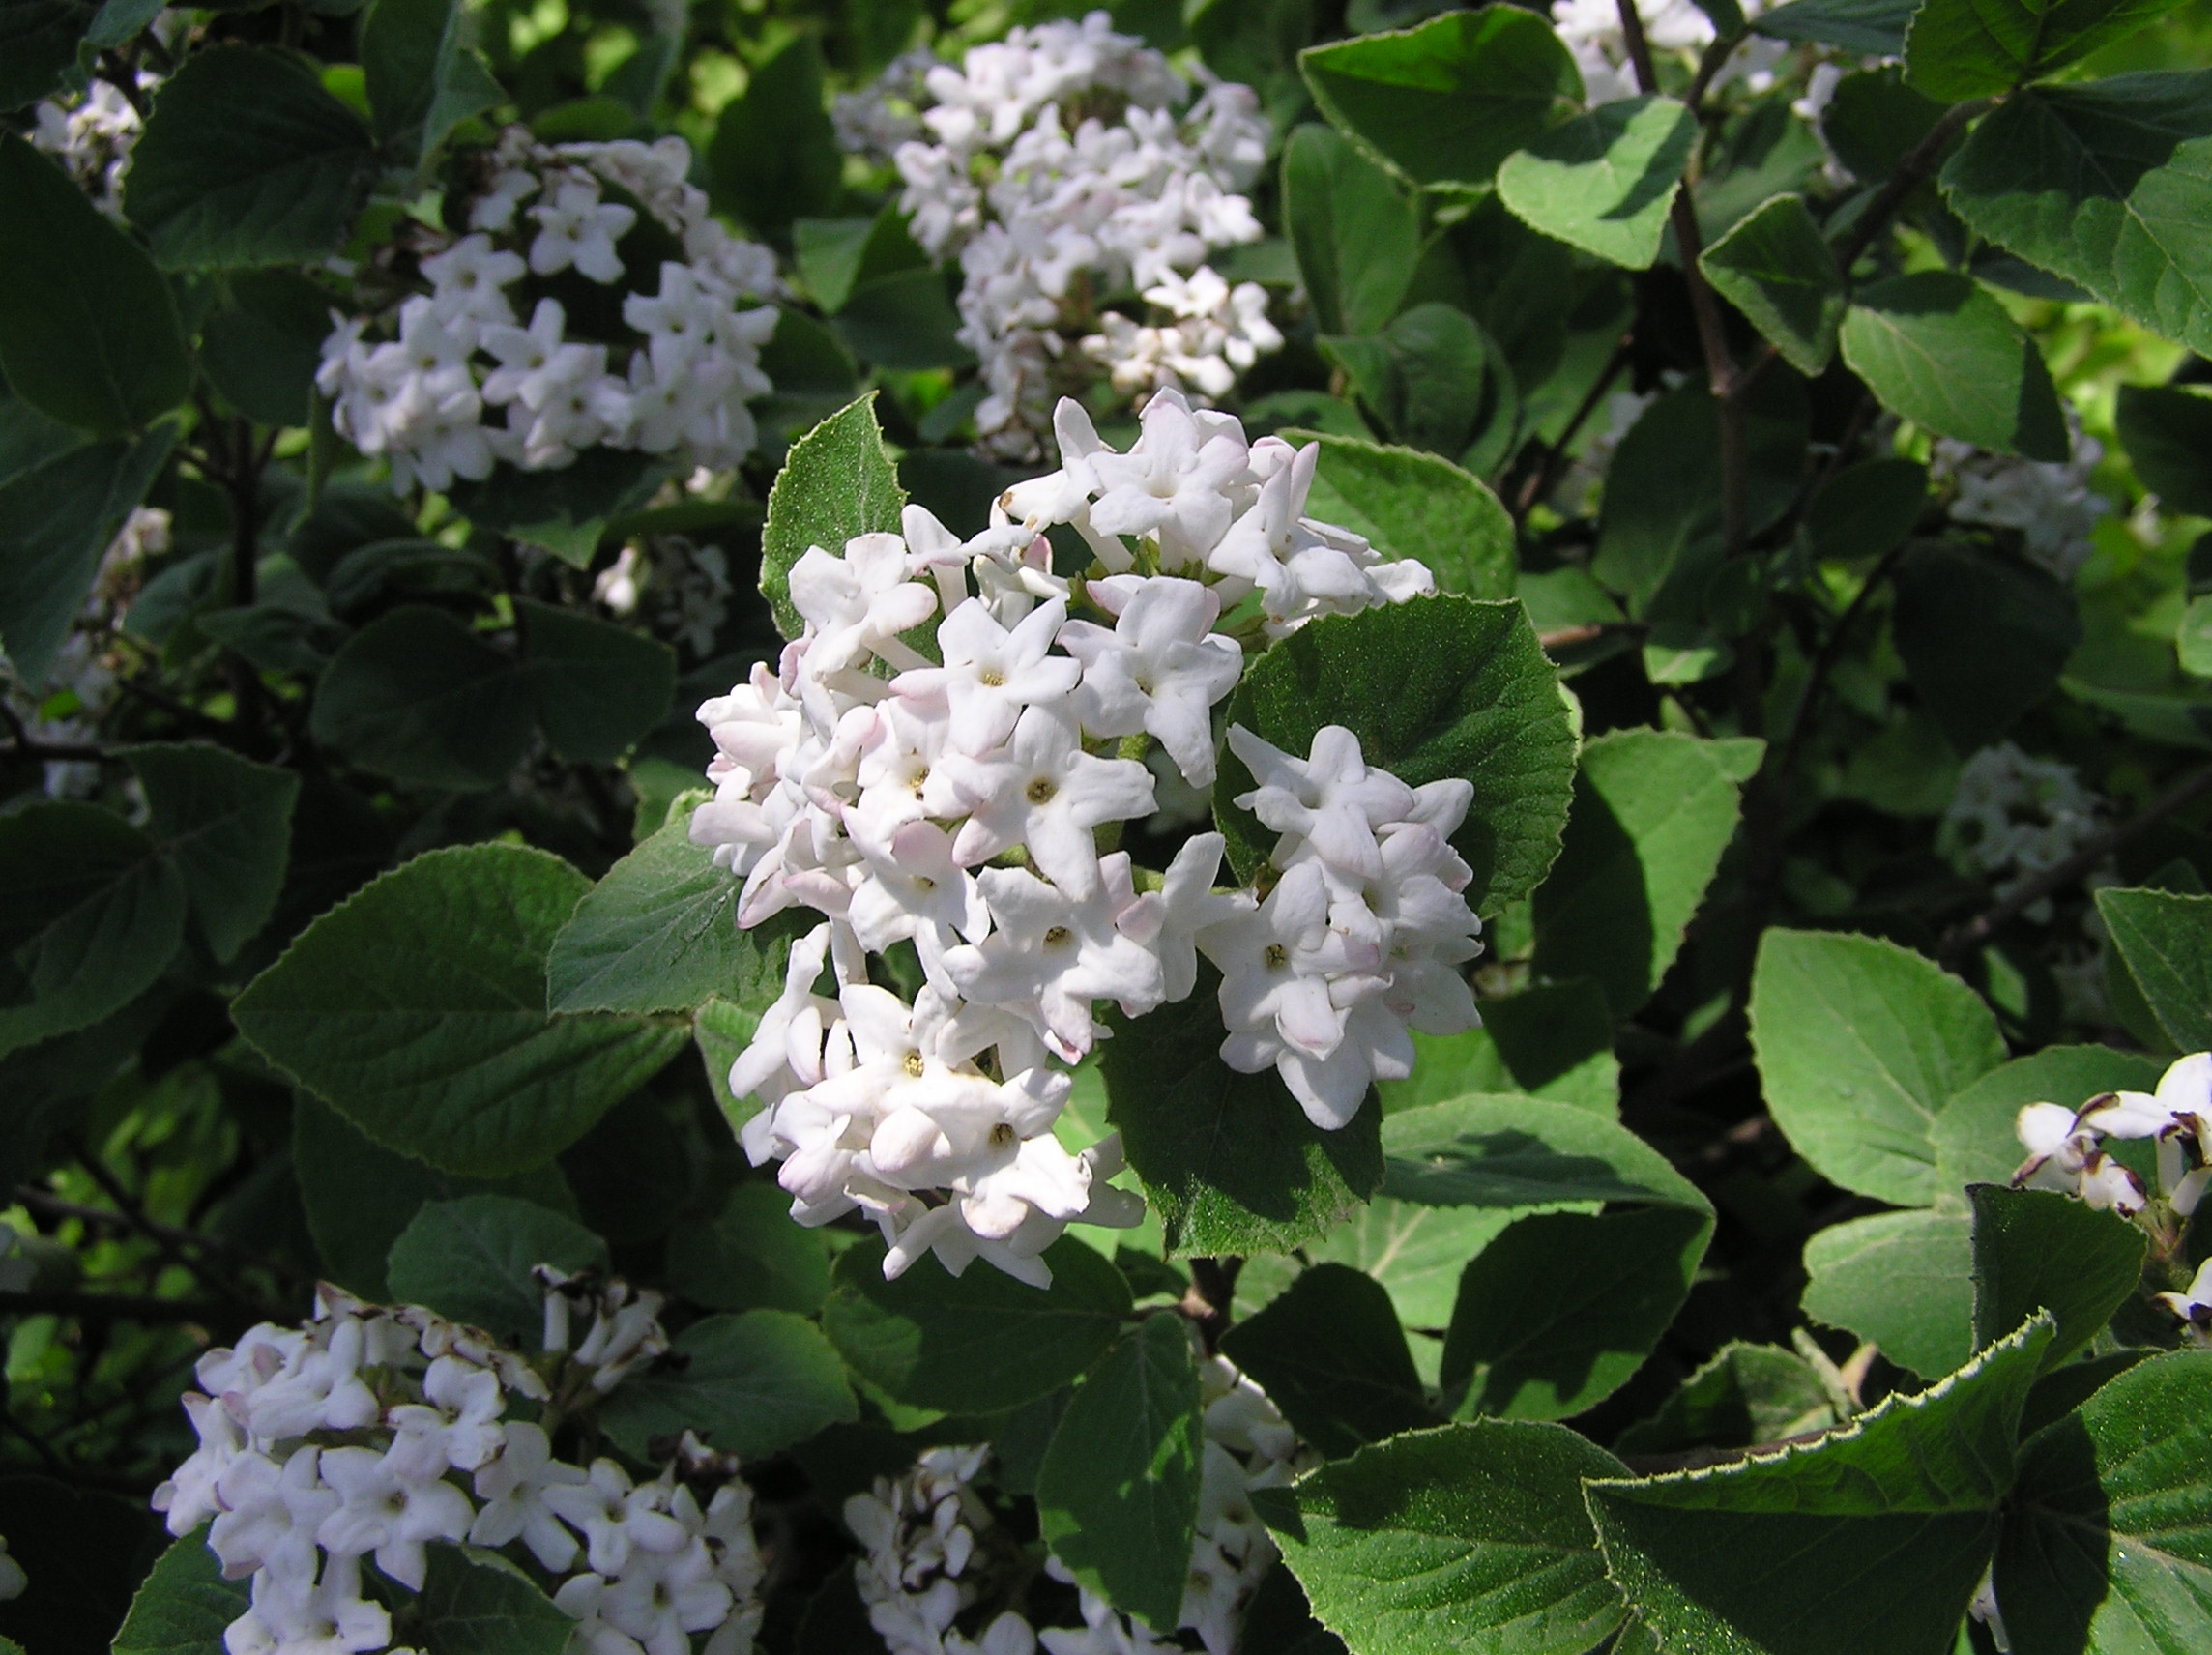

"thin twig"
[1938,761,2212,965]
[60,1147,258,1308]
[0,1291,244,1326]
[1514,336,1634,520]
[1830,99,1988,276]
[1179,1258,1243,1354]
[16,1187,311,1291]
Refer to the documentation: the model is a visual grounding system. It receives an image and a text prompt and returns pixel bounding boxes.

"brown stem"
[1615,0,1661,95]
[1937,761,2212,965]
[57,1150,261,1309]
[1514,336,1634,521]
[1179,1257,1243,1354]
[1830,100,1989,276]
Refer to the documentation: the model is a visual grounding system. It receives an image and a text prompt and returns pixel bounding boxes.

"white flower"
[421,233,526,326]
[541,1459,690,1577]
[1085,394,1248,566]
[895,596,1081,755]
[469,1420,590,1571]
[2158,1254,2212,1327]
[313,1442,474,1591]
[789,535,941,674]
[1058,575,1242,785]
[1228,724,1414,882]
[529,178,637,282]
[222,1552,390,1655]
[208,1447,337,1584]
[948,706,1156,897]
[1150,832,1252,1003]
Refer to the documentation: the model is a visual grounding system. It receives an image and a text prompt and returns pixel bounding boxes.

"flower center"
[1027,777,1057,804]
[1043,925,1072,947]
[903,1052,925,1077]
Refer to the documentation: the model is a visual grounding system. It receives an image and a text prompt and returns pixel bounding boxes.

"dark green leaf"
[0,0,91,113]
[821,1236,1132,1412]
[708,34,838,233]
[1100,963,1384,1257]
[1497,96,1699,271]
[1531,729,1754,1018]
[665,1180,833,1314]
[384,1195,607,1343]
[124,742,299,963]
[1892,539,2081,755]
[361,0,504,165]
[1821,67,1947,183]
[0,1475,164,1655]
[446,448,662,566]
[1588,1318,2053,1655]
[1219,1263,1433,1457]
[1755,0,1916,50]
[514,597,675,764]
[232,844,684,1176]
[835,268,972,371]
[110,1537,249,1655]
[1279,125,1419,337]
[1995,1350,2212,1655]
[1748,927,2007,1206]
[1801,1209,1975,1380]
[1291,430,1513,599]
[760,392,906,639]
[2117,383,2212,517]
[1942,75,2212,360]
[199,270,335,429]
[415,1546,571,1655]
[1217,596,1577,918]
[1700,192,1847,374]
[0,132,189,434]
[0,803,185,1061]
[1806,457,1929,563]
[1615,1343,1838,1456]
[1380,1092,1709,1213]
[1970,1184,2146,1373]
[1839,272,2069,460]
[126,46,378,270]
[600,1308,858,1461]
[1441,1205,1712,1420]
[0,427,172,682]
[2097,886,2212,1051]
[1037,1313,1206,1631]
[1298,10,1582,190]
[1319,304,1518,465]
[794,209,929,315]
[1906,0,2185,101]
[309,606,535,790]
[1934,1046,2166,1195]
[1272,1420,1629,1655]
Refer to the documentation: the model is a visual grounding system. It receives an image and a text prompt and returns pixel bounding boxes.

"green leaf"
[415,1545,571,1655]
[2181,595,2212,679]
[1839,273,2069,460]
[545,806,790,1015]
[124,743,299,963]
[821,1236,1132,1413]
[1801,1209,1975,1380]
[1699,192,1848,374]
[1615,1343,1838,1456]
[514,597,675,764]
[446,448,662,566]
[1970,1184,2146,1374]
[1037,1313,1206,1631]
[1891,539,2081,755]
[1292,431,1514,599]
[1806,457,1930,563]
[125,45,378,270]
[1441,1205,1712,1420]
[0,0,92,114]
[85,0,163,51]
[293,1092,579,1299]
[708,33,839,233]
[1821,67,1949,183]
[1319,305,1519,466]
[360,0,504,165]
[2118,385,2212,517]
[0,427,173,682]
[1100,962,1385,1257]
[0,133,189,435]
[1496,96,1699,271]
[1942,75,2212,360]
[199,270,338,429]
[1391,979,1624,1116]
[835,267,971,372]
[761,392,906,640]
[1934,1046,2166,1195]
[1298,10,1582,191]
[1905,0,2184,101]
[1755,0,1917,54]
[309,606,536,790]
[0,802,185,1062]
[1590,1318,2054,1655]
[1531,730,1754,1018]
[795,209,929,315]
[1219,1263,1434,1457]
[1217,596,1576,918]
[1748,928,2007,1206]
[2097,886,2212,1051]
[1380,1092,1709,1214]
[233,844,684,1176]
[665,1180,833,1315]
[1272,1420,1629,1655]
[1280,125,1420,337]
[384,1195,607,1343]
[600,1308,858,1462]
[1995,1349,2212,1655]
[111,1537,250,1655]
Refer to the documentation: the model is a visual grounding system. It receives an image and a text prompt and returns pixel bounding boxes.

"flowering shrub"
[8,1,2212,1654]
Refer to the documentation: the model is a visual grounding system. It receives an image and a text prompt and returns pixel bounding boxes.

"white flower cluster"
[1552,0,1789,105]
[597,534,737,657]
[844,13,1278,458]
[153,1276,764,1655]
[318,131,780,496]
[30,74,148,217]
[692,394,1476,1284]
[1941,741,2104,916]
[1932,419,2110,583]
[845,1349,1305,1655]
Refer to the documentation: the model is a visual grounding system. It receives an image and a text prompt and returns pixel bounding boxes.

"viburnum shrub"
[11,2,2212,1654]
